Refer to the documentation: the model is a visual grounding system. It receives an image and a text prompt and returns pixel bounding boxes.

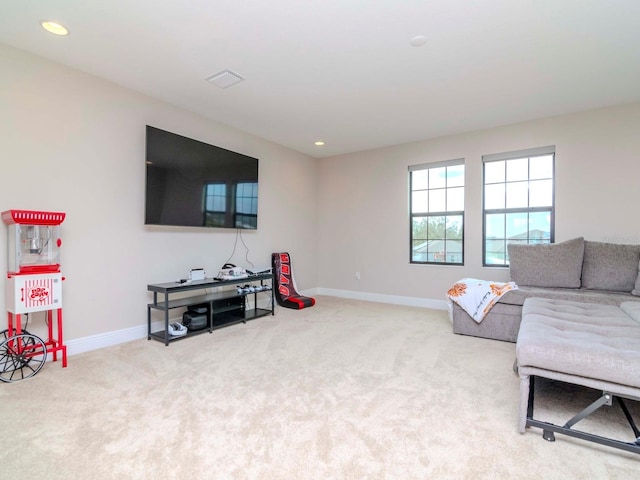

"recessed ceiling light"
[314,141,325,146]
[410,35,427,47]
[42,21,69,36]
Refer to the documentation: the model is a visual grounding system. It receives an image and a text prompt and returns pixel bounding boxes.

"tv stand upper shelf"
[147,273,274,346]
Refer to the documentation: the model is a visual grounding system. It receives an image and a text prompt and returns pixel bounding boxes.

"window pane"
[412,217,428,240]
[447,186,464,212]
[484,161,504,184]
[411,240,428,262]
[485,183,505,209]
[485,239,506,265]
[485,213,505,239]
[429,189,446,212]
[447,164,464,187]
[506,158,528,181]
[212,197,225,211]
[530,155,553,180]
[432,247,446,263]
[428,216,445,239]
[506,212,528,239]
[529,179,552,207]
[429,167,446,189]
[412,170,428,190]
[208,184,224,196]
[205,183,226,212]
[445,240,463,263]
[506,181,528,208]
[412,191,428,213]
[446,215,463,239]
[529,212,551,242]
[206,212,225,227]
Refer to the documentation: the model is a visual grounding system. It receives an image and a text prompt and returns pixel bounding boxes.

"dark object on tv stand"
[183,311,208,331]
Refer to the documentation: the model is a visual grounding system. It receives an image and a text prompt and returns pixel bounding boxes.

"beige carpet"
[1,296,638,479]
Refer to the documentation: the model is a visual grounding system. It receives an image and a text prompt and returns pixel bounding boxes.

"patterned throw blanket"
[447,278,518,323]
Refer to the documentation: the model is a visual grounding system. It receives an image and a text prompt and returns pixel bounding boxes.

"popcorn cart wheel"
[0,328,47,383]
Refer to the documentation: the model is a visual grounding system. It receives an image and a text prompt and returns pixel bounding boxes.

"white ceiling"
[1,1,639,158]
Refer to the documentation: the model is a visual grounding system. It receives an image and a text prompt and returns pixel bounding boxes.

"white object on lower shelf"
[168,322,188,336]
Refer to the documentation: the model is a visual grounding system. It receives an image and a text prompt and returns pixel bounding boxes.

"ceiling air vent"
[205,70,245,89]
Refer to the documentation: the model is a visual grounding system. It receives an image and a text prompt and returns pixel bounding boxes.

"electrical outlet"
[355,271,361,280]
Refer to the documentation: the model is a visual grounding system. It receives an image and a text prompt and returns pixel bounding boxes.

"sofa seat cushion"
[497,286,640,307]
[517,298,640,389]
[508,237,584,288]
[581,241,640,292]
[621,301,640,323]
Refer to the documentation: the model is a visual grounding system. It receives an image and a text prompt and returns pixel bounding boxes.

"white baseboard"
[64,290,446,357]
[65,320,168,357]
[66,325,145,356]
[308,287,448,310]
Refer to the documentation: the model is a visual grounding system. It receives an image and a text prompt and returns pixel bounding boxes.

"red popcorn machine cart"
[1,209,67,382]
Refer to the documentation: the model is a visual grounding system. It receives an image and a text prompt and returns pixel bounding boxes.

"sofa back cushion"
[582,241,640,292]
[508,237,584,288]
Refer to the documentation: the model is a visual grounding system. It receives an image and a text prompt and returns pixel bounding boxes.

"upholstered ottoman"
[516,298,640,453]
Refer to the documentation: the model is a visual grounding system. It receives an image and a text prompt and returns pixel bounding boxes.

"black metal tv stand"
[147,273,274,346]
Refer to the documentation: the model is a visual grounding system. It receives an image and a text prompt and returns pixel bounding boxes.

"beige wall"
[3,42,639,348]
[0,44,318,342]
[317,102,640,303]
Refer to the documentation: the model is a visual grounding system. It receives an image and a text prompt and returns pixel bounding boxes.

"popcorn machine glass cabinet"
[2,210,65,274]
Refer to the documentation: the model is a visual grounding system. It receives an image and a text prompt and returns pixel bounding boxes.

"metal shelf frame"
[147,273,274,346]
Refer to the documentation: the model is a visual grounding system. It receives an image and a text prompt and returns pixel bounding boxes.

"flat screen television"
[145,126,259,229]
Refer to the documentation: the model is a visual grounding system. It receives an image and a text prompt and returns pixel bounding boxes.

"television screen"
[145,126,259,229]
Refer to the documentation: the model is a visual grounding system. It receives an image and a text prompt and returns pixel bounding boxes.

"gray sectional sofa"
[452,237,640,342]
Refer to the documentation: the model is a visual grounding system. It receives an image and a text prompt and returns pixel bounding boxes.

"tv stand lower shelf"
[147,273,274,346]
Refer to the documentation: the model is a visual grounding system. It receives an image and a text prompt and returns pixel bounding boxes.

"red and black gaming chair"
[271,252,316,309]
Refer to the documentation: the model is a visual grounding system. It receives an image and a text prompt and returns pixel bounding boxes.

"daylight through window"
[409,159,465,265]
[482,146,555,266]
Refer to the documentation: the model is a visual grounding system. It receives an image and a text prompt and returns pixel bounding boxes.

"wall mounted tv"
[145,126,259,229]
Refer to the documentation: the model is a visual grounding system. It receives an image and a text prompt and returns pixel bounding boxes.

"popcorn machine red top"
[2,209,65,275]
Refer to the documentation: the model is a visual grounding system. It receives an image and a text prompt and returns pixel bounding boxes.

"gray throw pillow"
[633,261,640,296]
[508,237,584,288]
[582,241,640,292]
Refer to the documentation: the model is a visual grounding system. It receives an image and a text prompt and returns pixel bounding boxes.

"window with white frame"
[409,159,465,265]
[483,146,555,266]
